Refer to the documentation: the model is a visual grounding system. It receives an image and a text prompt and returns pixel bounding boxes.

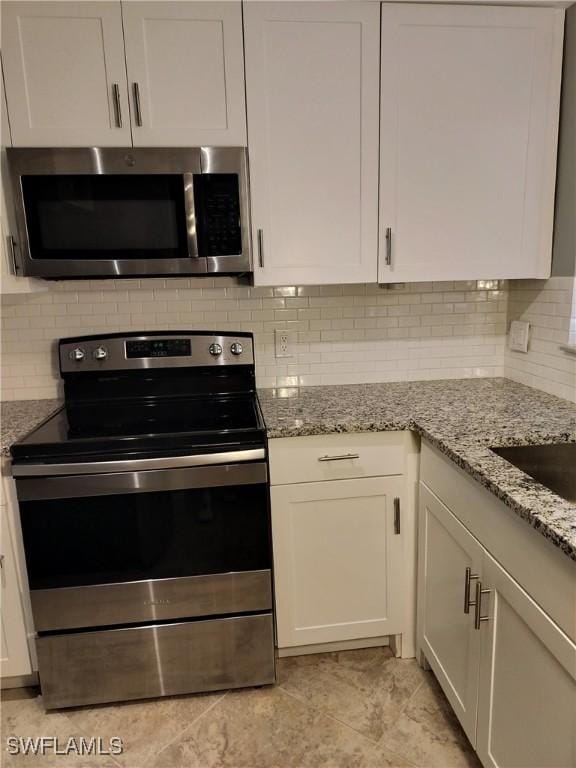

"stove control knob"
[230,342,243,356]
[93,346,108,361]
[69,347,85,362]
[209,343,223,357]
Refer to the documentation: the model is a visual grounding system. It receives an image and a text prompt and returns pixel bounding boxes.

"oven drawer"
[269,433,405,485]
[32,570,272,632]
[37,613,275,709]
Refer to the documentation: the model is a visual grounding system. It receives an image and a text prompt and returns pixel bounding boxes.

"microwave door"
[8,147,208,278]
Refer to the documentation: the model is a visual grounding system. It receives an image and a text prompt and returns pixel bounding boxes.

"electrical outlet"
[275,329,295,358]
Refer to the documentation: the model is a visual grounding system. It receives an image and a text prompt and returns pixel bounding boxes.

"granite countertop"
[2,379,575,561]
[258,378,576,562]
[1,399,62,458]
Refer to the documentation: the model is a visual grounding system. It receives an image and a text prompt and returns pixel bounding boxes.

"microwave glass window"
[22,175,189,260]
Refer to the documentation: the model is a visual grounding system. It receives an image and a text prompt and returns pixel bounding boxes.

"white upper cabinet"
[379,4,564,282]
[122,1,246,146]
[1,1,131,147]
[1,60,47,294]
[244,2,380,286]
[1,1,246,148]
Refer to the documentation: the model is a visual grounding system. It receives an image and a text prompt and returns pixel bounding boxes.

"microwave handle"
[183,172,200,259]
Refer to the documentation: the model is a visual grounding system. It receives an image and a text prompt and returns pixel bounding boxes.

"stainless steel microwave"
[6,147,251,279]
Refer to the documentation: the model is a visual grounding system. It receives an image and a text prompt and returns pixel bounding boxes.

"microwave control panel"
[194,174,242,257]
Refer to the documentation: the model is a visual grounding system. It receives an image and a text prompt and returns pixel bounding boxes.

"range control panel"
[60,332,254,373]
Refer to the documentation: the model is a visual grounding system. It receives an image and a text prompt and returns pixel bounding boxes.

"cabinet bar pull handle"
[317,453,360,462]
[112,83,122,128]
[257,229,264,268]
[133,82,143,126]
[385,227,392,266]
[6,236,19,274]
[464,567,479,613]
[393,497,401,534]
[474,580,491,629]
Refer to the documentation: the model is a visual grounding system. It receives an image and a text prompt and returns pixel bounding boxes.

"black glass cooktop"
[11,396,264,462]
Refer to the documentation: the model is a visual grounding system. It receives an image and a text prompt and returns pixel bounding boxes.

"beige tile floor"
[1,648,481,768]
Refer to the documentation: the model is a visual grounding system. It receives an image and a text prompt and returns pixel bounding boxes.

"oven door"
[16,460,271,632]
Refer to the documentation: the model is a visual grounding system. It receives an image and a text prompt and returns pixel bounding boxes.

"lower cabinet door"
[1,507,32,679]
[271,476,404,648]
[417,484,484,745]
[477,553,576,768]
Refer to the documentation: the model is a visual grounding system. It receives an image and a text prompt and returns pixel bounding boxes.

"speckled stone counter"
[258,378,576,562]
[1,399,62,458]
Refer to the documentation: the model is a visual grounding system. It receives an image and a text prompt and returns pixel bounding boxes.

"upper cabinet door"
[379,4,564,283]
[1,1,131,147]
[245,2,380,286]
[122,1,246,146]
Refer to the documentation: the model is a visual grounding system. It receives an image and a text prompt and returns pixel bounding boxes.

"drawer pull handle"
[318,453,360,462]
[464,567,479,614]
[474,580,491,629]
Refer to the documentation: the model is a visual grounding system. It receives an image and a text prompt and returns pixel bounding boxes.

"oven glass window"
[20,483,270,590]
[22,175,189,260]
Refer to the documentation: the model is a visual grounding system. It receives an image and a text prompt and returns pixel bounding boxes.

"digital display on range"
[125,339,191,359]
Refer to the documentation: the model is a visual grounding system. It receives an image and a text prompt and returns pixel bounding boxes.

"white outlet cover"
[275,329,295,358]
[509,320,530,353]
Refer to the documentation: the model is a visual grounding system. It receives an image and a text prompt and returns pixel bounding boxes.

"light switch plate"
[509,320,530,353]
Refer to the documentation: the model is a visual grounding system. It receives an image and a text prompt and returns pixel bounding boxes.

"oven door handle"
[16,461,268,501]
[12,448,265,477]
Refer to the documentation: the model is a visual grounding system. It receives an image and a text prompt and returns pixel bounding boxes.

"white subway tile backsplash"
[505,277,576,403]
[0,278,512,401]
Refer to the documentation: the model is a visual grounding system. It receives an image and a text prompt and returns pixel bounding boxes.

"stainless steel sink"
[490,443,576,503]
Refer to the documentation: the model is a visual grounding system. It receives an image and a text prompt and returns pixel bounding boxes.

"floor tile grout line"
[278,686,381,745]
[143,690,230,767]
[372,677,428,752]
[277,685,423,768]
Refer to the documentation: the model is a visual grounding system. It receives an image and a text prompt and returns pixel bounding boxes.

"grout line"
[278,682,422,768]
[278,686,381,745]
[143,690,230,767]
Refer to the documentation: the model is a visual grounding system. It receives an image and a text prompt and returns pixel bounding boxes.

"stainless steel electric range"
[11,331,275,710]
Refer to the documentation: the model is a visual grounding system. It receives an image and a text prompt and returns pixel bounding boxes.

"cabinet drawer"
[37,613,275,709]
[269,433,404,486]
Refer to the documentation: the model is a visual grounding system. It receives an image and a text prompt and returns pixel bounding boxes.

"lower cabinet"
[272,475,404,648]
[418,484,483,745]
[1,502,32,680]
[476,554,576,768]
[418,474,576,767]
